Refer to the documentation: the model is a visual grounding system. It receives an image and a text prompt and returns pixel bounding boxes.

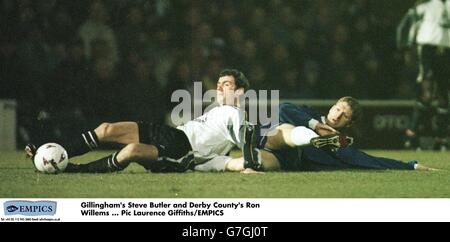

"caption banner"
[80,200,260,217]
[3,199,450,222]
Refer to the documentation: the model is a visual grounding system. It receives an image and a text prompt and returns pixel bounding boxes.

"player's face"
[217,75,238,105]
[326,101,353,129]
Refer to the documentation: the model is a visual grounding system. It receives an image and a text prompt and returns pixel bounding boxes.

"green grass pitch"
[1,150,449,198]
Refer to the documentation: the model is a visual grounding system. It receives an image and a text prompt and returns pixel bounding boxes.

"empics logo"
[3,201,57,216]
[6,205,19,213]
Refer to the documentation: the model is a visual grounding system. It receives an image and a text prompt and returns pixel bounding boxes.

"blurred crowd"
[0,0,418,142]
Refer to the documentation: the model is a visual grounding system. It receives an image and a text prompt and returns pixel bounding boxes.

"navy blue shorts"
[137,122,193,172]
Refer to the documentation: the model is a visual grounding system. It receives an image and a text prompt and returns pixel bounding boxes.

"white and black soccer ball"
[33,143,69,174]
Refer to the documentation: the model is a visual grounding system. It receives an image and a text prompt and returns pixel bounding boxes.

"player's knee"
[96,122,113,139]
[120,143,142,160]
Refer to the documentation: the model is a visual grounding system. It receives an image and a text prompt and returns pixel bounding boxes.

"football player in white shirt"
[25,69,251,173]
[404,0,450,151]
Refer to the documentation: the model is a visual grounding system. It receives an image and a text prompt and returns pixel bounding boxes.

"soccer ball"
[33,143,69,174]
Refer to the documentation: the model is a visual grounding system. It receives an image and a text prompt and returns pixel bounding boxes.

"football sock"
[64,131,99,158]
[290,126,318,147]
[65,152,127,173]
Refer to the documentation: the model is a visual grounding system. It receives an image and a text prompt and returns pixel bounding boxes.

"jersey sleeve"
[279,103,322,129]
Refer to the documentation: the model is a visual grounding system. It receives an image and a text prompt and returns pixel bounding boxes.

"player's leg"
[225,150,281,172]
[94,122,139,145]
[132,122,194,172]
[242,123,263,170]
[405,97,430,149]
[405,45,434,149]
[65,143,159,173]
[63,121,139,156]
[116,143,158,167]
[265,124,315,150]
[260,150,281,171]
[434,82,449,151]
[265,124,351,150]
[244,123,352,171]
[431,47,450,151]
[66,123,193,173]
[25,121,139,159]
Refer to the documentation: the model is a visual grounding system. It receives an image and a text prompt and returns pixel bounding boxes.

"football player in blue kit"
[197,97,437,172]
[258,98,427,171]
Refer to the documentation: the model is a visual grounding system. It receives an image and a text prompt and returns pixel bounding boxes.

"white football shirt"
[416,0,450,47]
[177,105,245,163]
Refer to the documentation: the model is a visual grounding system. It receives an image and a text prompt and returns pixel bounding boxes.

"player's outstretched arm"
[415,164,441,171]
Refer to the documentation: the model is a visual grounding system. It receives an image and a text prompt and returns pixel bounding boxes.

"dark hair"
[219,69,250,91]
[337,96,362,126]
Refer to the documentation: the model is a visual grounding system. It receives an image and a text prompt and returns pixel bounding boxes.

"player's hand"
[240,168,265,174]
[315,123,339,136]
[415,164,441,171]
